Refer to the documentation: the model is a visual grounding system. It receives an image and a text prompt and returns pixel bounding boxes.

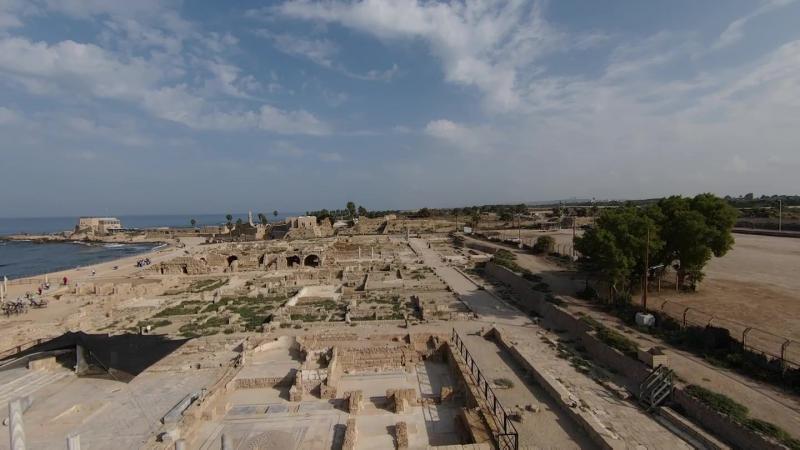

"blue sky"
[1,0,799,217]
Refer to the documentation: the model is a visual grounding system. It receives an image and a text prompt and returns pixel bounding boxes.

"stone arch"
[226,255,239,266]
[303,254,321,268]
[286,255,301,268]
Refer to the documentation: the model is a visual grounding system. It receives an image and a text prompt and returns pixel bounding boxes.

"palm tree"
[257,213,267,225]
[190,218,197,228]
[273,210,278,218]
[226,214,233,228]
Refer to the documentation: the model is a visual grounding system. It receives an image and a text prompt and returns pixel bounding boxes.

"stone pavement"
[410,237,693,449]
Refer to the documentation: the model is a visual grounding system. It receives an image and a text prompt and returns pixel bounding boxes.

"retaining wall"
[483,262,789,450]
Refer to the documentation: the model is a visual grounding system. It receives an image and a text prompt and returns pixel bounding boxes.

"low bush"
[595,326,640,358]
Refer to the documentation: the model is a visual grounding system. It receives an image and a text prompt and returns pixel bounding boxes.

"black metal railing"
[451,328,519,450]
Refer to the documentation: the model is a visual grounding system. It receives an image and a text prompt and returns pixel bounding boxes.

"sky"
[0,0,799,217]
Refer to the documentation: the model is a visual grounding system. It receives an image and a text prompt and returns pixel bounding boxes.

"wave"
[103,243,127,248]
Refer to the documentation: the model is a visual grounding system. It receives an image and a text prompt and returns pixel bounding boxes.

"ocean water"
[0,212,298,236]
[0,212,299,280]
[0,240,160,280]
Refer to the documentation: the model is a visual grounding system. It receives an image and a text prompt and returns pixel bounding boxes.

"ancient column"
[66,433,80,450]
[75,345,89,375]
[8,397,31,450]
[221,434,232,450]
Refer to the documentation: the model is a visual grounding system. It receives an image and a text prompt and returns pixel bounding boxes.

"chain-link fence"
[655,299,799,369]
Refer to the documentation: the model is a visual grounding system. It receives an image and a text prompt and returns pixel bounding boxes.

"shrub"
[685,385,748,421]
[532,235,555,254]
[595,326,640,358]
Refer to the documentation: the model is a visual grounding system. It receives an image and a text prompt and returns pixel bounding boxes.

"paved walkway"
[410,237,693,449]
[459,234,800,439]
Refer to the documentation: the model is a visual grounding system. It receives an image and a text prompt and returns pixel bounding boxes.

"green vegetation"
[593,325,640,358]
[136,319,172,329]
[685,385,748,420]
[685,385,800,449]
[154,301,203,317]
[224,294,284,331]
[187,278,228,293]
[595,299,800,394]
[575,193,737,297]
[532,235,555,254]
[596,327,639,358]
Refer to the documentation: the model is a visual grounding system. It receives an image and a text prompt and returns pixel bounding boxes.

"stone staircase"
[0,368,70,408]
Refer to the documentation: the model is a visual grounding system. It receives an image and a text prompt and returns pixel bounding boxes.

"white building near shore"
[76,217,122,235]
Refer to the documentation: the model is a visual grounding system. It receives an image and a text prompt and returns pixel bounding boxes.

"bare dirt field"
[650,233,800,345]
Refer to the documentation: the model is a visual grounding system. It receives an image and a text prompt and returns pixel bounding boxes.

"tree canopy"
[575,193,737,297]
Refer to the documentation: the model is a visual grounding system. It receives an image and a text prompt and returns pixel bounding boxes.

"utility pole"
[642,226,649,311]
[517,214,522,248]
[779,199,782,232]
[572,218,577,260]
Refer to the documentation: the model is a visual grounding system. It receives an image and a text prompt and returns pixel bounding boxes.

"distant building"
[76,217,122,235]
[286,216,317,230]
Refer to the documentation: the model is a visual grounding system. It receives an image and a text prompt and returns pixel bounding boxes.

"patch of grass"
[154,302,202,317]
[188,278,228,293]
[136,319,172,329]
[579,315,604,330]
[685,385,800,449]
[595,326,640,358]
[685,385,748,421]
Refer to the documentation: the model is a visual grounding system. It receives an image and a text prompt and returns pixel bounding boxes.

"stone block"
[289,385,302,402]
[343,418,357,450]
[395,421,409,450]
[347,390,363,414]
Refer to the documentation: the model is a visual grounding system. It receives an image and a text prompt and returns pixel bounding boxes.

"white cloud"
[713,0,797,50]
[425,119,493,154]
[267,32,339,68]
[0,36,330,135]
[257,30,399,81]
[275,0,573,111]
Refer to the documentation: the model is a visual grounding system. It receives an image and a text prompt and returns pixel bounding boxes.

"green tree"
[470,211,481,230]
[357,205,368,217]
[346,201,356,218]
[533,235,555,254]
[418,207,432,218]
[656,194,737,290]
[273,210,278,218]
[236,218,243,226]
[190,218,196,228]
[575,207,662,301]
[225,214,233,227]
[498,209,514,222]
[257,213,268,225]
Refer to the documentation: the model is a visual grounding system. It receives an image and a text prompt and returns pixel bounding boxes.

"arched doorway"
[286,255,301,268]
[227,255,239,267]
[304,254,321,268]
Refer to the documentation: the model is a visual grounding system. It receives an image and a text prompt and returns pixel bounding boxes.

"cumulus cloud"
[0,35,330,135]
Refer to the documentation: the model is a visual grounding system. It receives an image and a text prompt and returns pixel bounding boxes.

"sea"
[0,213,298,280]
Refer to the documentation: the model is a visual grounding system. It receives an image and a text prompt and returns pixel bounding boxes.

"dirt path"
[460,235,800,439]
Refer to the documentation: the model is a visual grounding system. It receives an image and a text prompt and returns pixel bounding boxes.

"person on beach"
[91,269,96,277]
[63,276,68,286]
